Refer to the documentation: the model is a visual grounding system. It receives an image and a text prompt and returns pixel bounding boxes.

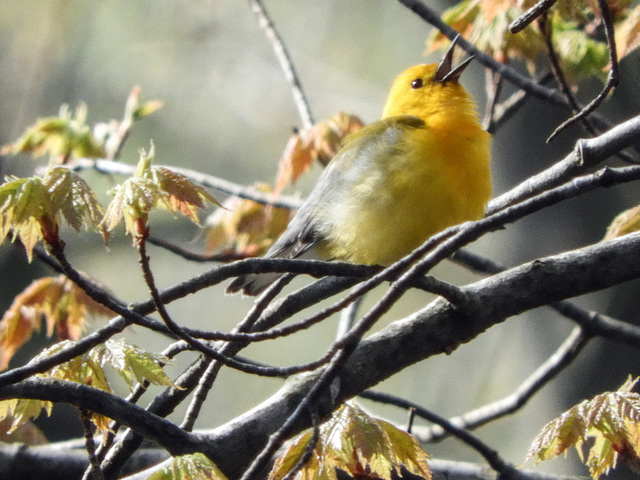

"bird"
[227,37,492,296]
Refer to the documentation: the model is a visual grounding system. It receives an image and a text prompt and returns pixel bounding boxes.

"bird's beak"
[434,34,474,84]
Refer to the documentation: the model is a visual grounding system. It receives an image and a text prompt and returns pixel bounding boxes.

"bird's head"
[381,37,476,120]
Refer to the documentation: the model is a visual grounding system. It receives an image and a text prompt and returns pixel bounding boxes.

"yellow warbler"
[228,39,492,295]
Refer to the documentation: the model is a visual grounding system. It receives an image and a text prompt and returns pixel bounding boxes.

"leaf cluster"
[0,338,177,441]
[0,275,113,370]
[269,403,431,480]
[0,167,105,260]
[101,143,220,242]
[527,377,640,479]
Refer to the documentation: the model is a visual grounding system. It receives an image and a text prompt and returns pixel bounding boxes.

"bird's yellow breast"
[316,120,491,265]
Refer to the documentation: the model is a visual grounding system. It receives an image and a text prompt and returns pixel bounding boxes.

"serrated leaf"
[526,376,640,479]
[91,339,178,390]
[102,144,219,240]
[527,406,587,462]
[551,16,609,83]
[154,167,220,223]
[43,167,106,237]
[274,112,363,196]
[428,0,545,68]
[0,168,106,260]
[204,183,292,258]
[0,176,53,260]
[148,453,228,480]
[0,398,53,435]
[0,275,113,370]
[269,431,318,480]
[1,104,105,163]
[0,338,178,440]
[269,403,431,480]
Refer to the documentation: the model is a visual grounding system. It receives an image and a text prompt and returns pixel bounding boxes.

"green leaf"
[1,104,105,163]
[269,402,431,480]
[91,339,178,390]
[0,398,53,435]
[148,453,228,480]
[101,144,220,240]
[0,168,105,260]
[0,176,55,260]
[43,167,105,236]
[526,376,640,479]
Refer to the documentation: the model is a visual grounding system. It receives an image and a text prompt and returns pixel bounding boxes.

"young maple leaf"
[148,453,228,480]
[1,104,105,164]
[0,167,106,261]
[0,275,114,370]
[89,338,178,390]
[268,402,431,480]
[101,143,220,241]
[0,398,53,437]
[526,376,640,479]
[204,183,293,258]
[274,112,363,196]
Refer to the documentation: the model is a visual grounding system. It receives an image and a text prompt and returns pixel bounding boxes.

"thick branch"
[0,379,200,457]
[198,232,640,478]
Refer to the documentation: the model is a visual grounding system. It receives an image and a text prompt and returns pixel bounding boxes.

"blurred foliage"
[430,0,640,84]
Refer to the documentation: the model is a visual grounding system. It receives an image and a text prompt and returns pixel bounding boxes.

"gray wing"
[226,115,425,295]
[265,115,425,259]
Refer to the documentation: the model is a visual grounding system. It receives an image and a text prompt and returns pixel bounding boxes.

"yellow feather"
[228,56,491,295]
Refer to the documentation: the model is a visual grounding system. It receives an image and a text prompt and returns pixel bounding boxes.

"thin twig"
[147,235,249,263]
[358,391,514,474]
[547,0,620,142]
[139,237,327,377]
[409,327,588,442]
[248,0,314,129]
[281,408,321,480]
[509,0,558,33]
[539,12,599,138]
[482,69,503,131]
[180,280,283,432]
[80,409,104,480]
[70,158,303,210]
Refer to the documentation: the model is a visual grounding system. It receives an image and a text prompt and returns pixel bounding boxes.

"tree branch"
[248,0,314,129]
[0,379,199,457]
[196,232,640,479]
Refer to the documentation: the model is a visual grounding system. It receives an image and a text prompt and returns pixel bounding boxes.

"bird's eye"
[411,78,423,89]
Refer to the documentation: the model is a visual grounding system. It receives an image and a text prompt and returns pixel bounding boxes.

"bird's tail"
[226,249,321,296]
[225,270,284,296]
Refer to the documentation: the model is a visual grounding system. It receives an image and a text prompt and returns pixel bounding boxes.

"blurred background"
[1,0,640,478]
